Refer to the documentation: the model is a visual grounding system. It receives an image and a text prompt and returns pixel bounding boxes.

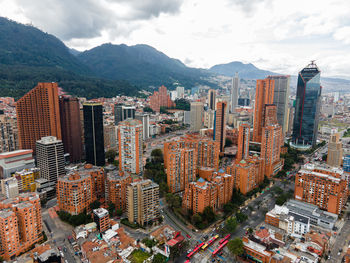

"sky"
[1,0,350,78]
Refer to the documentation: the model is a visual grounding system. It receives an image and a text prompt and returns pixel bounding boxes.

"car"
[63,247,67,252]
[186,234,191,238]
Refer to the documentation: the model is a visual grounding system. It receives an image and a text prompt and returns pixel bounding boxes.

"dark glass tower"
[83,103,105,166]
[292,62,321,147]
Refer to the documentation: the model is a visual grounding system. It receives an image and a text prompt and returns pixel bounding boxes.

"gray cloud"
[228,0,272,14]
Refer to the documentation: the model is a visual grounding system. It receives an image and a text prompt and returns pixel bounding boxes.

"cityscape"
[0,2,350,263]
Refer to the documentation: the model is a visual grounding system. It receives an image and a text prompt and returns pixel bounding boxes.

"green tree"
[223,203,236,216]
[151,148,163,157]
[108,202,116,216]
[105,149,117,164]
[224,217,238,233]
[142,237,157,248]
[236,212,248,223]
[203,206,216,223]
[225,137,233,147]
[116,208,123,216]
[227,238,244,258]
[90,200,101,210]
[191,213,202,225]
[144,107,154,113]
[152,253,167,263]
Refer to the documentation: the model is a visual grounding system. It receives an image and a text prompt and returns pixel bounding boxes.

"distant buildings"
[190,101,204,132]
[114,104,136,124]
[207,89,216,110]
[0,113,18,153]
[0,177,19,198]
[118,119,143,175]
[176,86,185,99]
[135,112,150,140]
[292,62,322,148]
[16,82,62,153]
[214,101,227,152]
[230,73,239,113]
[149,86,175,112]
[0,149,35,179]
[83,102,105,166]
[126,179,160,226]
[327,131,343,167]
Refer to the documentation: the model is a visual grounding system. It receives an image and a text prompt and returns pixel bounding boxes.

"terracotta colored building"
[105,171,132,211]
[0,193,43,260]
[252,79,275,143]
[236,123,250,162]
[81,164,105,201]
[149,86,175,112]
[294,164,348,214]
[93,208,110,233]
[59,96,83,163]
[214,101,227,152]
[16,82,62,153]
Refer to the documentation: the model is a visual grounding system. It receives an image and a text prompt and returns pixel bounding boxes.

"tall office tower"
[292,62,322,148]
[118,119,143,174]
[114,104,136,124]
[204,109,215,129]
[294,164,347,214]
[208,89,216,110]
[106,171,132,211]
[166,147,196,193]
[214,101,227,152]
[268,75,290,134]
[327,132,343,167]
[104,123,118,151]
[0,114,18,153]
[231,73,239,113]
[59,96,83,162]
[57,173,93,215]
[0,177,19,198]
[252,78,275,143]
[126,179,160,226]
[0,193,42,260]
[0,150,35,179]
[176,86,185,98]
[344,155,350,172]
[287,106,295,136]
[36,136,65,186]
[236,123,250,162]
[16,82,61,154]
[135,112,150,140]
[149,85,175,112]
[190,101,204,132]
[83,103,105,166]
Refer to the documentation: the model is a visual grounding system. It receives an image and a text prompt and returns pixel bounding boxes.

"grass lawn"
[129,249,151,263]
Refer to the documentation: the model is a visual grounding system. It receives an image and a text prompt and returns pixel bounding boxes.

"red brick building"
[105,171,132,211]
[149,85,175,112]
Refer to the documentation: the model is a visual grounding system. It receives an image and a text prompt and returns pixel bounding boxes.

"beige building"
[0,177,19,198]
[327,132,342,167]
[204,110,215,129]
[190,102,204,132]
[0,114,18,153]
[126,179,160,226]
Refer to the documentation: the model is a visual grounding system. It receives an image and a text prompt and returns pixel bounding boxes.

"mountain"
[209,61,276,79]
[77,43,213,88]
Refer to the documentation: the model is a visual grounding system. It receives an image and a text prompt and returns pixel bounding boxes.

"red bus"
[202,235,219,250]
[219,234,231,245]
[212,240,229,257]
[186,242,205,259]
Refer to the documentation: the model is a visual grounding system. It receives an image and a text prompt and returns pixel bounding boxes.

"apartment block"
[105,171,132,211]
[126,179,160,226]
[327,132,343,167]
[236,123,250,162]
[0,150,35,179]
[149,86,175,112]
[294,164,348,214]
[0,114,18,153]
[104,123,118,151]
[135,112,150,140]
[0,177,19,198]
[77,164,105,201]
[13,168,40,192]
[214,101,227,152]
[93,208,110,233]
[190,101,204,132]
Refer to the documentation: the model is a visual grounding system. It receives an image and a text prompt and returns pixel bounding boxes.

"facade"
[294,164,347,214]
[149,86,175,112]
[118,119,143,174]
[0,150,35,179]
[105,171,132,211]
[204,109,215,129]
[268,75,290,134]
[126,179,160,226]
[135,112,150,140]
[0,193,43,260]
[176,86,185,98]
[190,101,204,132]
[344,155,350,172]
[93,208,110,233]
[59,96,83,163]
[0,114,18,153]
[16,82,62,153]
[83,103,105,166]
[81,164,105,201]
[208,89,216,110]
[114,104,136,124]
[214,101,227,152]
[252,78,275,143]
[0,177,19,198]
[57,173,93,215]
[13,168,40,192]
[231,73,239,113]
[292,62,322,148]
[327,132,342,167]
[236,123,250,162]
[103,123,118,151]
[36,136,65,186]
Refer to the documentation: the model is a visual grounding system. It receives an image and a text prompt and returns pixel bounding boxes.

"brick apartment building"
[149,86,175,112]
[105,171,132,211]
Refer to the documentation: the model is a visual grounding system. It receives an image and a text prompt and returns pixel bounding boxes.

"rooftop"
[0,149,33,159]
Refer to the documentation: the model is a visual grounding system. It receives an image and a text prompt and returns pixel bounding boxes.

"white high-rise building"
[176,86,185,99]
[230,73,239,113]
[135,112,150,140]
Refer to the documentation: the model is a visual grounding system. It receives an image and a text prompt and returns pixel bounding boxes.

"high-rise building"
[176,86,185,99]
[204,109,215,129]
[0,150,35,179]
[103,123,118,151]
[16,82,62,154]
[135,112,150,140]
[59,96,83,163]
[208,89,216,110]
[36,136,65,186]
[292,62,322,148]
[231,73,239,113]
[236,123,250,162]
[126,179,160,226]
[327,132,343,167]
[83,103,105,166]
[82,164,105,201]
[214,101,227,152]
[0,114,18,153]
[0,177,19,198]
[106,171,132,211]
[0,193,43,260]
[287,105,295,136]
[268,75,290,134]
[118,119,143,174]
[149,86,175,112]
[252,78,275,143]
[190,102,204,132]
[294,163,347,214]
[344,155,350,172]
[93,208,110,233]
[114,104,136,124]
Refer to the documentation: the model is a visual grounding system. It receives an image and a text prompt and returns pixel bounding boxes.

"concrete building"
[327,132,343,167]
[0,114,18,153]
[231,73,239,113]
[236,123,250,162]
[344,155,350,172]
[208,89,216,110]
[204,110,215,129]
[36,136,65,186]
[135,112,150,140]
[13,168,40,192]
[93,208,110,233]
[126,179,160,226]
[149,86,175,112]
[0,177,19,198]
[214,101,227,152]
[0,150,35,179]
[176,86,185,98]
[114,104,136,124]
[103,123,118,151]
[118,119,143,175]
[184,111,191,125]
[105,171,132,211]
[190,102,204,132]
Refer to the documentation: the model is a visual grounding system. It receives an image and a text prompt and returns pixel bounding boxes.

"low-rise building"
[0,150,35,179]
[13,168,40,192]
[93,208,110,233]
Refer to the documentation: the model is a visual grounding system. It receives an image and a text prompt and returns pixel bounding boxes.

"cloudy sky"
[1,0,350,77]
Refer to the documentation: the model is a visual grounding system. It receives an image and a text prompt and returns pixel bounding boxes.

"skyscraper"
[118,119,143,174]
[36,136,65,186]
[252,78,275,143]
[292,62,322,148]
[114,104,136,125]
[16,82,62,154]
[190,101,204,132]
[236,123,250,162]
[83,103,105,166]
[327,131,343,167]
[176,86,185,98]
[344,155,350,172]
[268,75,290,134]
[214,101,227,152]
[59,96,83,162]
[208,89,216,110]
[231,73,239,113]
[135,112,150,140]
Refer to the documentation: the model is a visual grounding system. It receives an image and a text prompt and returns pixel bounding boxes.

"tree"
[203,206,216,223]
[227,238,244,258]
[151,148,163,158]
[90,200,101,210]
[142,237,157,248]
[108,202,115,216]
[191,213,202,225]
[144,106,154,113]
[223,203,236,216]
[116,208,123,216]
[105,149,117,164]
[236,212,248,223]
[225,137,233,147]
[152,253,167,263]
[224,217,237,233]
